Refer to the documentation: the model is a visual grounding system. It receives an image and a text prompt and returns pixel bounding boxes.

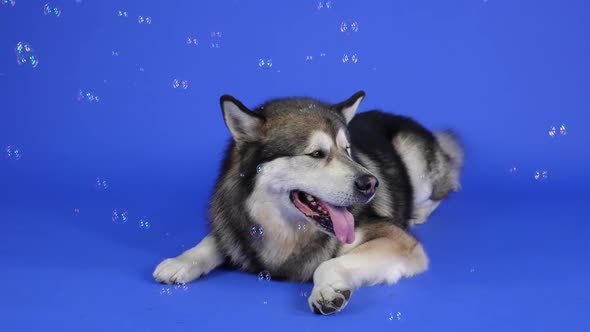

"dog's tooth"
[306,194,314,201]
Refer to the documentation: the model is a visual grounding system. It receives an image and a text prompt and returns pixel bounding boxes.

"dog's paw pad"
[152,257,202,285]
[308,283,352,315]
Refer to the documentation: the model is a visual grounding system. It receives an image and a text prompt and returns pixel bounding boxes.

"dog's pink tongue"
[323,203,355,244]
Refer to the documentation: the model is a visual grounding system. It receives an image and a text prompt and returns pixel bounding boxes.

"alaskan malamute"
[153,91,463,315]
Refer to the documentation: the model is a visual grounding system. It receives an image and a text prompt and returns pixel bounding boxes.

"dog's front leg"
[153,234,224,284]
[308,223,429,315]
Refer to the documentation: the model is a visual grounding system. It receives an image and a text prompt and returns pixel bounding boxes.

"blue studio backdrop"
[1,0,589,331]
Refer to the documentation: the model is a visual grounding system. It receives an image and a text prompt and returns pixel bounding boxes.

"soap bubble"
[2,0,16,7]
[4,145,22,160]
[305,55,313,62]
[160,287,172,295]
[256,164,263,174]
[186,36,198,45]
[112,209,128,224]
[559,124,567,136]
[548,126,556,137]
[172,79,180,89]
[95,177,109,190]
[77,89,99,102]
[138,217,151,230]
[340,19,359,34]
[209,32,222,48]
[342,53,358,64]
[117,10,128,17]
[297,222,308,232]
[534,170,548,181]
[250,224,264,239]
[508,166,517,173]
[15,42,39,68]
[258,58,273,69]
[258,271,271,282]
[181,80,189,89]
[316,1,332,10]
[138,15,151,24]
[43,3,61,17]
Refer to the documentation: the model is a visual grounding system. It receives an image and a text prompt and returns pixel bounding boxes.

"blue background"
[1,0,589,331]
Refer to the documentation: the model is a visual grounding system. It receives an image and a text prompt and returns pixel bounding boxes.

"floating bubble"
[4,145,22,160]
[239,172,245,178]
[508,166,517,173]
[160,287,172,295]
[258,58,273,70]
[388,312,402,321]
[320,52,326,57]
[469,267,476,273]
[342,53,358,64]
[250,224,264,239]
[138,217,151,230]
[186,36,198,45]
[296,222,308,232]
[172,79,180,89]
[174,283,189,291]
[209,32,222,48]
[2,0,16,6]
[112,209,128,224]
[340,19,359,34]
[559,124,567,136]
[181,80,189,89]
[112,50,119,56]
[258,271,271,282]
[256,164,263,174]
[146,16,151,24]
[299,289,309,297]
[548,126,556,137]
[305,55,313,62]
[138,15,151,24]
[95,177,109,190]
[15,42,39,68]
[534,170,549,181]
[77,89,99,103]
[73,208,80,216]
[316,1,332,10]
[117,10,128,17]
[43,3,61,17]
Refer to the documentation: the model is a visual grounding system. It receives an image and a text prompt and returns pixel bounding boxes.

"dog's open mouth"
[290,191,355,244]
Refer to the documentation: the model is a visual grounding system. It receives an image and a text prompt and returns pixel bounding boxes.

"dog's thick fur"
[153,91,463,315]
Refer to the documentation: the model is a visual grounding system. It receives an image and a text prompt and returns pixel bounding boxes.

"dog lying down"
[153,91,463,315]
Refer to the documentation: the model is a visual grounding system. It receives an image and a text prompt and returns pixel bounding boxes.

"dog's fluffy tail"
[434,130,464,170]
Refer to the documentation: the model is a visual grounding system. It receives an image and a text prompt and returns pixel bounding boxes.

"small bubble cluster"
[305,55,314,62]
[342,53,358,64]
[256,164,263,174]
[296,222,308,232]
[111,50,119,56]
[160,287,172,295]
[4,145,22,160]
[258,271,271,282]
[172,79,189,90]
[299,289,309,297]
[43,3,61,17]
[77,89,100,103]
[15,42,39,68]
[186,36,198,46]
[138,15,152,24]
[112,209,129,224]
[209,32,222,48]
[2,0,16,6]
[95,177,109,190]
[340,19,359,34]
[117,10,128,17]
[534,170,549,182]
[508,166,517,173]
[388,312,402,321]
[316,1,332,10]
[138,217,151,230]
[73,208,80,216]
[258,58,273,70]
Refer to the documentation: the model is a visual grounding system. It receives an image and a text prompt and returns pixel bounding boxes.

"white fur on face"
[336,129,351,157]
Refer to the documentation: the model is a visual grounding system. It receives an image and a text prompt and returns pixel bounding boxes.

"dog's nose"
[355,174,379,197]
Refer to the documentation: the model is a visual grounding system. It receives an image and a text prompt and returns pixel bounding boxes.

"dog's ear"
[220,95,264,144]
[334,91,365,124]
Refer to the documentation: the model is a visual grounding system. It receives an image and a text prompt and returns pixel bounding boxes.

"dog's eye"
[309,150,325,159]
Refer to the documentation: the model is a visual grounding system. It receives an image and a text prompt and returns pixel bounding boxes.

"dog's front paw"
[308,282,352,315]
[153,257,202,284]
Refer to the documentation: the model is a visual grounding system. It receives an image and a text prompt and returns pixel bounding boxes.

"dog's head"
[219,91,378,244]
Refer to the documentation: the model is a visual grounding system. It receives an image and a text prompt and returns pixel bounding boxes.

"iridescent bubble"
[559,124,567,136]
[548,126,556,137]
[138,217,151,230]
[340,19,359,34]
[534,170,549,181]
[77,89,99,103]
[15,42,39,68]
[160,287,172,295]
[316,1,332,10]
[342,53,358,64]
[320,52,326,57]
[138,16,144,23]
[95,177,109,190]
[305,55,313,62]
[388,312,402,321]
[299,289,309,297]
[186,36,198,45]
[145,16,152,24]
[209,32,222,48]
[258,58,273,70]
[43,3,61,17]
[181,80,189,90]
[258,271,271,282]
[112,209,128,224]
[172,79,180,89]
[469,267,476,273]
[117,10,128,17]
[256,164,263,174]
[297,222,308,232]
[111,50,119,56]
[250,224,264,239]
[174,283,189,291]
[4,145,22,160]
[73,208,80,216]
[2,0,16,6]
[508,166,517,173]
